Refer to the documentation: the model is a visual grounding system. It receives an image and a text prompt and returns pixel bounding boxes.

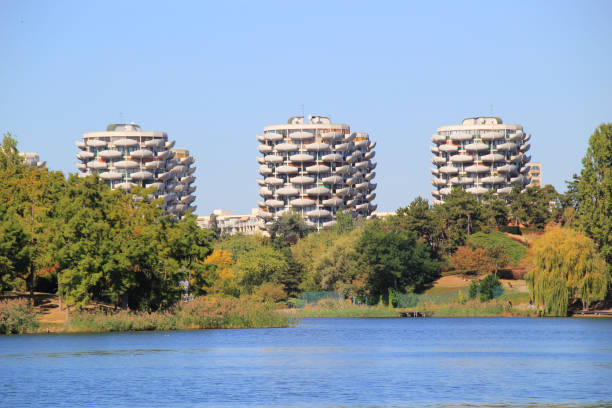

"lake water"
[1,318,611,407]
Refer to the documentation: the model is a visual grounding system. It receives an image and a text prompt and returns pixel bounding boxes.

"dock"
[399,311,432,318]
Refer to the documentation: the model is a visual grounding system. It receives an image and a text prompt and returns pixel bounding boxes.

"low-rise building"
[198,209,267,236]
[19,152,46,168]
[525,162,542,187]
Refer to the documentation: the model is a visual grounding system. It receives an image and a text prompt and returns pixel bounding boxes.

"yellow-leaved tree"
[526,227,610,316]
[194,249,238,297]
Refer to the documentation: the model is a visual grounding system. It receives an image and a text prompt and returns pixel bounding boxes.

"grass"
[64,297,293,333]
[468,230,527,265]
[0,298,40,334]
[293,299,400,318]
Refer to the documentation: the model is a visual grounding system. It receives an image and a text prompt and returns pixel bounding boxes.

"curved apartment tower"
[256,115,377,229]
[75,123,196,217]
[430,117,531,204]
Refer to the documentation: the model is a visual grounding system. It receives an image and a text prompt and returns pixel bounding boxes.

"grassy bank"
[292,299,399,318]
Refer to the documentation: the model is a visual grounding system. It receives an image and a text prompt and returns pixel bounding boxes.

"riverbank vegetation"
[1,123,611,331]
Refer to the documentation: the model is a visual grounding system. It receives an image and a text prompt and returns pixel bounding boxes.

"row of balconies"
[76,138,174,150]
[258,182,377,198]
[430,130,529,144]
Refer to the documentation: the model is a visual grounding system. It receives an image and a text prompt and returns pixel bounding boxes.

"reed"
[0,299,39,334]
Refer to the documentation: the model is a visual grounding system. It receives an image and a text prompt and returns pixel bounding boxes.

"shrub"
[468,280,479,299]
[478,274,502,302]
[467,230,527,265]
[0,299,39,334]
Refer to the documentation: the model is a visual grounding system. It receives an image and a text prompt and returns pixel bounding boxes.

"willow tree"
[526,227,609,316]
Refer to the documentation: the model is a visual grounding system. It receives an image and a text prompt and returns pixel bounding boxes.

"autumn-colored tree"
[199,249,238,296]
[526,227,610,316]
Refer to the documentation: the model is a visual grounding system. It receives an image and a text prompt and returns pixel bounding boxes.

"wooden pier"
[399,311,432,318]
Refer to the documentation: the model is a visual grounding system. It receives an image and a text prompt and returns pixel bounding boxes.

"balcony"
[87,139,107,148]
[257,144,273,154]
[465,142,489,152]
[265,133,284,142]
[466,186,489,195]
[98,150,122,160]
[322,197,344,207]
[322,175,344,184]
[481,132,504,141]
[113,138,138,147]
[322,153,342,162]
[439,165,459,175]
[289,131,314,140]
[100,171,122,180]
[265,199,284,208]
[131,149,154,159]
[276,186,299,196]
[481,175,505,184]
[290,153,315,163]
[75,140,86,149]
[336,187,353,197]
[354,139,368,148]
[76,151,94,161]
[496,142,517,152]
[439,144,458,153]
[430,134,446,143]
[276,165,298,175]
[116,182,135,191]
[170,165,186,173]
[258,187,273,197]
[430,146,439,154]
[181,176,195,184]
[87,161,107,170]
[256,134,265,142]
[450,176,474,185]
[276,143,298,152]
[115,160,139,169]
[145,161,165,170]
[432,178,447,187]
[321,131,342,141]
[306,164,330,174]
[265,154,284,164]
[290,175,314,184]
[264,177,284,186]
[432,156,446,165]
[449,154,473,164]
[165,140,175,149]
[520,143,530,152]
[306,186,331,196]
[365,193,376,202]
[290,198,316,207]
[481,153,505,162]
[307,209,331,218]
[333,142,350,152]
[145,139,164,148]
[258,165,273,175]
[450,133,473,142]
[76,162,86,172]
[364,172,376,181]
[465,164,490,173]
[497,187,513,194]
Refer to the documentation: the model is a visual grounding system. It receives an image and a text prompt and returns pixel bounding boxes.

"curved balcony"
[257,201,266,208]
[439,144,458,153]
[258,187,273,197]
[256,134,266,142]
[481,132,504,141]
[276,186,299,196]
[187,167,196,175]
[290,175,314,185]
[481,153,505,162]
[165,140,175,149]
[481,175,505,184]
[321,131,342,141]
[258,210,273,219]
[322,153,342,162]
[276,165,298,175]
[264,177,284,186]
[188,186,196,194]
[306,186,331,196]
[87,161,107,170]
[264,154,284,164]
[364,172,376,181]
[114,138,138,147]
[336,187,353,197]
[523,133,531,143]
[148,182,164,191]
[346,198,357,207]
[520,143,530,153]
[265,133,284,142]
[145,161,165,170]
[431,156,446,165]
[430,168,439,176]
[98,150,122,160]
[173,183,186,193]
[170,165,187,174]
[289,131,313,140]
[157,172,173,181]
[430,146,439,154]
[275,143,298,152]
[131,149,154,159]
[306,209,331,218]
[431,189,441,198]
[368,182,377,190]
[369,141,376,149]
[304,142,330,152]
[100,171,123,180]
[509,130,524,141]
[355,160,371,170]
[345,155,359,164]
[157,150,170,159]
[450,154,473,164]
[258,165,273,175]
[432,178,447,187]
[256,178,266,186]
[439,187,452,195]
[510,153,524,163]
[256,157,265,164]
[306,164,330,174]
[496,142,517,152]
[335,165,351,175]
[290,198,316,207]
[450,133,473,142]
[115,160,139,169]
[265,199,284,208]
[322,175,344,184]
[439,165,459,175]
[369,162,377,170]
[497,164,517,174]
[465,142,489,152]
[355,181,370,190]
[465,164,490,173]
[181,175,195,184]
[322,197,344,207]
[144,139,164,148]
[354,140,368,149]
[180,195,196,205]
[466,186,489,195]
[344,133,356,142]
[87,139,106,148]
[365,193,376,202]
[76,151,94,161]
[258,144,273,154]
[75,140,86,149]
[430,134,446,143]
[333,142,350,152]
[511,175,528,185]
[497,187,513,194]
[116,182,135,191]
[76,162,87,172]
[290,153,315,163]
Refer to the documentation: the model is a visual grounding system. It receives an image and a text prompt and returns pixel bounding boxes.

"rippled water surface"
[1,318,611,407]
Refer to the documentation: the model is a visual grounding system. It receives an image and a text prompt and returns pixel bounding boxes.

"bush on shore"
[69,296,291,333]
[0,299,39,334]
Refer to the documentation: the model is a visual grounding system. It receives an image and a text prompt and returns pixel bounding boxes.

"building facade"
[256,115,377,229]
[430,117,531,203]
[197,209,267,236]
[19,152,46,168]
[76,123,196,217]
[525,162,542,187]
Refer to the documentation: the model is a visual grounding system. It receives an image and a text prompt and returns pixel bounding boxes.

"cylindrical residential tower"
[430,117,531,203]
[75,123,196,217]
[256,115,377,230]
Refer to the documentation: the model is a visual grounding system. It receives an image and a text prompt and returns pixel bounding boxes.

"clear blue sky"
[2,0,611,215]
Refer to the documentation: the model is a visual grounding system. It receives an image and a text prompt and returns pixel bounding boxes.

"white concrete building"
[19,152,46,168]
[75,123,196,217]
[256,115,377,229]
[197,209,267,236]
[430,117,531,203]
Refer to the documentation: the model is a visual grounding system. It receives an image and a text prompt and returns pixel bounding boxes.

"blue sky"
[1,0,611,214]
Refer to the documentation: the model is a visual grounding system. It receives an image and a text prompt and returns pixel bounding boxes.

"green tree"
[268,210,314,246]
[0,204,31,291]
[234,246,288,294]
[526,227,610,316]
[434,187,484,253]
[480,191,509,228]
[576,123,612,265]
[0,133,23,171]
[395,197,445,257]
[355,220,438,298]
